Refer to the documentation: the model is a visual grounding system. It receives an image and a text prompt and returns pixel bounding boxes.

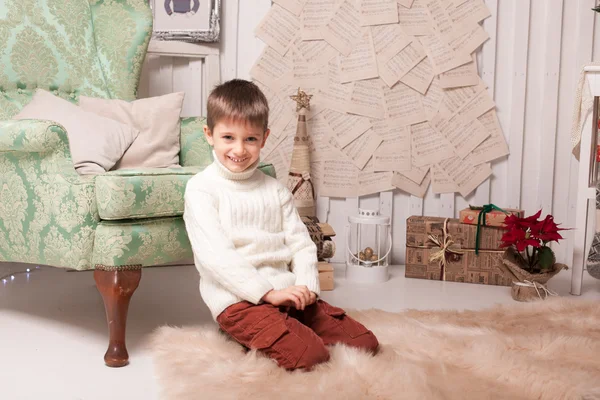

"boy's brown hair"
[206,79,270,132]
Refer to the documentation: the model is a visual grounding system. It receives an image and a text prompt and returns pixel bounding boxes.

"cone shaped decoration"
[287,88,316,217]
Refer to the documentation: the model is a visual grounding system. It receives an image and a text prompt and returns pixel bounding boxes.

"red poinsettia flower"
[503,209,542,231]
[530,214,566,243]
[500,226,541,252]
[500,209,568,271]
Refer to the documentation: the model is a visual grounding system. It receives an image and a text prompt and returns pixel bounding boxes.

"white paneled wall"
[140,0,600,266]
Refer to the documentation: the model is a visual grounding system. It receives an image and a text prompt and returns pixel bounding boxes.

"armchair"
[0,0,275,367]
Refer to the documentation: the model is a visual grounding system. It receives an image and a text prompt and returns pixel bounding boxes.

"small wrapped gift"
[405,216,517,286]
[459,204,524,228]
[318,262,334,291]
[406,215,505,251]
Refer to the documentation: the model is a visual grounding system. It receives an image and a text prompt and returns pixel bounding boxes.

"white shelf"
[147,39,220,58]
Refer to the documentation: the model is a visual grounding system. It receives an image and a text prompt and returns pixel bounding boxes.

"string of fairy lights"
[0,266,40,285]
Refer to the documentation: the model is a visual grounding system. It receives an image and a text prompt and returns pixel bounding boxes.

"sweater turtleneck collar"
[212,150,260,181]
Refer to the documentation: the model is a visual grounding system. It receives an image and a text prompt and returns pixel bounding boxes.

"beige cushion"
[79,92,185,170]
[14,89,139,175]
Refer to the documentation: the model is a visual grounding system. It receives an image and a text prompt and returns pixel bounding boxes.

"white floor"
[1,262,599,400]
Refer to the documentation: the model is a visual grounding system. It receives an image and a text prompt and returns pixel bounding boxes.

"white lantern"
[345,208,392,283]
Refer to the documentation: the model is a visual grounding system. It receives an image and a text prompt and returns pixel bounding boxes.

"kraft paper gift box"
[459,206,524,228]
[405,216,516,286]
[406,216,505,251]
[318,261,334,291]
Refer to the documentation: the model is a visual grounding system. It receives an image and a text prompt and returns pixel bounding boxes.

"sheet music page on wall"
[430,111,489,159]
[420,34,471,74]
[359,169,395,196]
[438,80,486,115]
[319,0,363,56]
[398,0,434,36]
[391,171,431,197]
[438,155,491,197]
[338,30,379,83]
[338,128,384,170]
[320,159,359,197]
[426,0,453,36]
[292,51,329,89]
[254,81,294,138]
[301,0,337,40]
[411,121,452,167]
[346,78,386,119]
[319,58,355,113]
[309,113,348,162]
[454,87,496,121]
[467,110,509,164]
[379,41,426,87]
[293,37,339,67]
[448,0,491,26]
[400,158,429,185]
[273,0,308,16]
[373,124,411,172]
[431,164,460,194]
[448,23,489,56]
[371,24,412,63]
[323,109,372,148]
[439,57,479,89]
[358,0,399,26]
[254,4,300,55]
[400,56,435,94]
[384,81,427,124]
[250,47,293,91]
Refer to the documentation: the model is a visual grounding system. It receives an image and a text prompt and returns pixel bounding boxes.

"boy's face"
[204,118,270,173]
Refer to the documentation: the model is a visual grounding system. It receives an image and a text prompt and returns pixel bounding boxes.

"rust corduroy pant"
[216,299,379,370]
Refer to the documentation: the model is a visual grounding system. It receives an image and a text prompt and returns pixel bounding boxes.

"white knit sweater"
[183,153,321,320]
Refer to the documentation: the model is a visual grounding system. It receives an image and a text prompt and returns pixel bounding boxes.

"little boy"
[183,79,379,371]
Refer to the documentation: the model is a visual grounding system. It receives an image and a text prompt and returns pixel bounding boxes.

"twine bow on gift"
[289,171,315,199]
[428,219,464,281]
[513,280,558,300]
[472,204,508,255]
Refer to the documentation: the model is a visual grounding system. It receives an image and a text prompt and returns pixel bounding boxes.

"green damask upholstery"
[93,217,192,267]
[0,119,99,269]
[180,117,213,167]
[88,0,153,100]
[0,0,112,119]
[96,167,202,220]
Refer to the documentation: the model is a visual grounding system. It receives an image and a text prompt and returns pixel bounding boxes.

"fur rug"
[149,299,600,400]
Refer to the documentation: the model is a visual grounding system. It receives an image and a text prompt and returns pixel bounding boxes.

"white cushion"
[14,89,139,175]
[79,92,185,170]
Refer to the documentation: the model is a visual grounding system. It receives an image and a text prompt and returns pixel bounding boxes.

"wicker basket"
[502,247,567,284]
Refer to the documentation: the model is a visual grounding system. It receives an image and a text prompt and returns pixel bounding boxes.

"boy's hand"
[261,285,317,310]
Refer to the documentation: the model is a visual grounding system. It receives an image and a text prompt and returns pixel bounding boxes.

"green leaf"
[537,246,555,270]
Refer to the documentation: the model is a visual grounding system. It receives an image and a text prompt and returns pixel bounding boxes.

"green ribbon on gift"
[472,204,508,255]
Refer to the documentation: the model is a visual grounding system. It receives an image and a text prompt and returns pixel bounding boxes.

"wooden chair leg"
[94,265,142,367]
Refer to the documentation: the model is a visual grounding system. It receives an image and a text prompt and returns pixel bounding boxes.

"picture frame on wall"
[150,0,220,42]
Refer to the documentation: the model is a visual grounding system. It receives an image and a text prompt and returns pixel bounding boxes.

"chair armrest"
[0,119,71,155]
[0,119,82,179]
[0,120,98,268]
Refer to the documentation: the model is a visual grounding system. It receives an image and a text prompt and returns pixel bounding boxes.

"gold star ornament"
[290,88,312,111]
